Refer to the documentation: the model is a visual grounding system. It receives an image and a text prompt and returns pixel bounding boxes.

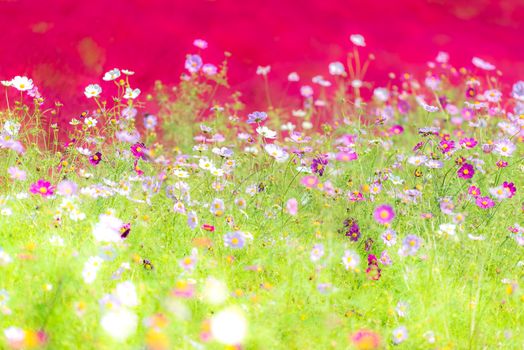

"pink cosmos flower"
[130,142,147,159]
[301,175,319,189]
[336,152,358,162]
[29,179,54,197]
[459,137,477,149]
[476,196,495,209]
[286,198,298,215]
[373,204,395,224]
[468,185,481,198]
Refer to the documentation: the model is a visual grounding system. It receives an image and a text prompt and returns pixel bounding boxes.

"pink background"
[1,0,523,115]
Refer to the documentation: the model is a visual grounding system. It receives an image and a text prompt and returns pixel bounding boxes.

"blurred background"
[1,0,523,115]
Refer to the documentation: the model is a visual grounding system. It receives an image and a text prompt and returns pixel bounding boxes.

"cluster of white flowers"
[100,281,139,342]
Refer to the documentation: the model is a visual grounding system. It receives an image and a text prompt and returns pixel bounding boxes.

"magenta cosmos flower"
[89,151,102,166]
[130,142,147,159]
[457,163,474,179]
[374,204,395,224]
[29,179,54,197]
[476,196,495,209]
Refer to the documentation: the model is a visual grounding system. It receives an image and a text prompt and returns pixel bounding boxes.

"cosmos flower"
[439,139,455,153]
[29,179,54,197]
[457,163,474,179]
[310,244,324,262]
[124,87,141,99]
[84,84,102,98]
[311,156,328,176]
[476,196,495,209]
[247,111,268,124]
[223,231,245,249]
[10,76,34,91]
[472,57,495,71]
[286,198,298,215]
[7,166,26,181]
[493,139,516,157]
[202,63,217,75]
[328,61,345,76]
[193,39,208,49]
[373,204,395,224]
[56,180,78,197]
[342,250,360,270]
[210,307,247,345]
[399,235,422,256]
[468,185,481,198]
[350,329,381,350]
[256,126,277,139]
[381,229,397,246]
[102,68,121,81]
[131,142,147,159]
[185,54,203,73]
[350,34,366,47]
[89,151,102,166]
[301,175,319,189]
[101,308,138,342]
[392,326,408,344]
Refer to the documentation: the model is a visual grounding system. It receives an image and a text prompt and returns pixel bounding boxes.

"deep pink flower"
[476,196,495,209]
[496,160,508,168]
[389,125,404,135]
[29,179,55,197]
[89,151,102,165]
[373,204,395,224]
[503,182,517,198]
[439,139,455,153]
[468,185,481,198]
[459,137,477,149]
[131,142,147,159]
[457,163,474,179]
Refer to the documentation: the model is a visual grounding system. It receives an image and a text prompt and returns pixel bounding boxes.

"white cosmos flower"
[210,307,248,345]
[11,76,34,91]
[84,84,102,98]
[115,281,138,307]
[329,61,345,76]
[256,126,277,139]
[124,87,141,99]
[92,214,123,242]
[202,277,228,305]
[264,144,289,162]
[103,68,121,81]
[472,57,495,71]
[101,308,138,342]
[342,250,360,270]
[350,34,366,47]
[122,69,135,75]
[173,169,189,178]
[84,117,98,128]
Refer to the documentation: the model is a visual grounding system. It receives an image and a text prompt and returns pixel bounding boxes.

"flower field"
[0,37,523,349]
